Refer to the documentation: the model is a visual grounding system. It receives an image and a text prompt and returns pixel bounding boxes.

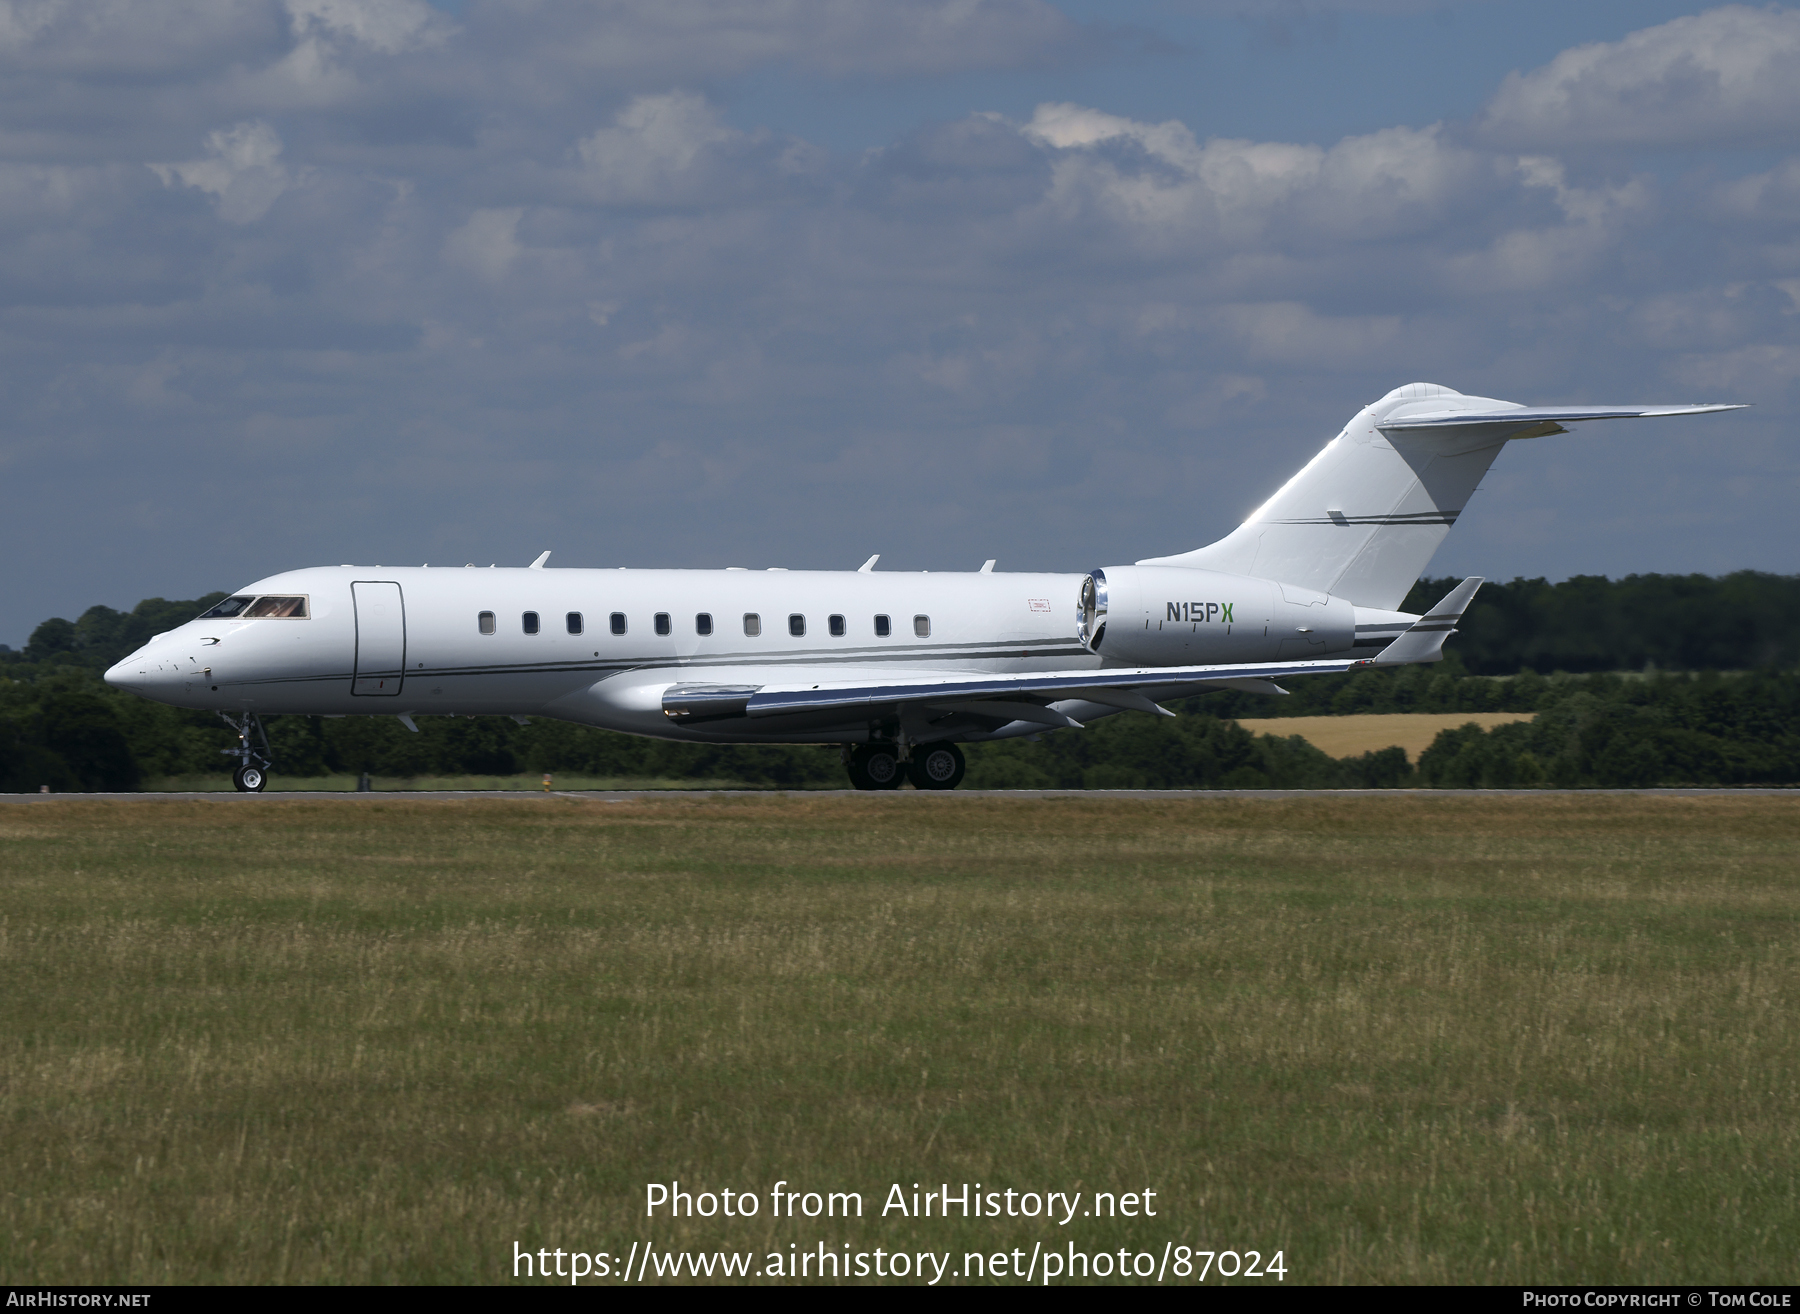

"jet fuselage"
[105,563,1361,743]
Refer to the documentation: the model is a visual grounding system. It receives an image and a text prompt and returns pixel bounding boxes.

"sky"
[2,0,1798,646]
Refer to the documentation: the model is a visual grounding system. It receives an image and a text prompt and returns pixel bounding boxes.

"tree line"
[1399,571,1800,674]
[4,575,1798,791]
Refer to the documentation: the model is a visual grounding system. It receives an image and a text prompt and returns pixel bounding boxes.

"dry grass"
[1,794,1796,1284]
[1233,712,1535,759]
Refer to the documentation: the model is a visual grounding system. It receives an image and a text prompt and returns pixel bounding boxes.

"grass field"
[2,794,1796,1285]
[1232,712,1535,760]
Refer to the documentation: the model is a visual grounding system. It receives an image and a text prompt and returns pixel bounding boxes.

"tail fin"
[1139,383,1744,610]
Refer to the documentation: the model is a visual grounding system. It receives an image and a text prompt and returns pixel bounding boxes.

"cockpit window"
[200,596,255,619]
[242,596,309,618]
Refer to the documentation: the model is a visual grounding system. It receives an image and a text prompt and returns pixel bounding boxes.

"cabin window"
[696,612,714,636]
[566,612,583,635]
[914,614,931,638]
[654,612,671,636]
[522,611,539,635]
[479,611,497,635]
[874,614,891,637]
[788,613,806,637]
[610,612,627,635]
[242,595,309,618]
[829,614,845,637]
[743,613,762,637]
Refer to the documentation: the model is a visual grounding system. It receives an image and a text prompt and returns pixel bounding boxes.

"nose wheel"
[218,712,274,792]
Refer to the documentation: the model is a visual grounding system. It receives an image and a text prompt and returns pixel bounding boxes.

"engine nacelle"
[1076,565,1357,666]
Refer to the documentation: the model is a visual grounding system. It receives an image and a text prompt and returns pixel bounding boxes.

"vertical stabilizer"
[1140,384,1549,609]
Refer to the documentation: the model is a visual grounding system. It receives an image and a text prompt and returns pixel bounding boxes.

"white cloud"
[1023,103,1493,249]
[1714,155,1800,223]
[284,0,448,54]
[1480,4,1800,149]
[148,120,293,222]
[575,92,758,204]
[442,206,523,280]
[237,35,359,106]
[231,0,451,110]
[1024,102,1209,163]
[0,1,59,50]
[582,92,738,175]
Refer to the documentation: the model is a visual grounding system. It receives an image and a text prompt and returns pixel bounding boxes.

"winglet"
[1373,576,1484,665]
[529,551,551,569]
[858,554,880,573]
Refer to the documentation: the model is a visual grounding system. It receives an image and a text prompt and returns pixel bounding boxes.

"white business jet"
[105,383,1741,791]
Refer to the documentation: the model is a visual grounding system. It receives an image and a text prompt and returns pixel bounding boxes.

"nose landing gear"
[218,712,273,792]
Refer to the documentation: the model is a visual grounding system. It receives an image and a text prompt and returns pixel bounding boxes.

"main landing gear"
[219,711,273,792]
[845,743,966,791]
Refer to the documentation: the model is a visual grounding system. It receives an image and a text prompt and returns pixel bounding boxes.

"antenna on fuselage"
[858,554,880,572]
[529,551,551,569]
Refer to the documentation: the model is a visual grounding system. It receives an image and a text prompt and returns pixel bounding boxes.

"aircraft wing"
[661,656,1360,724]
[1380,403,1744,431]
[662,657,1358,725]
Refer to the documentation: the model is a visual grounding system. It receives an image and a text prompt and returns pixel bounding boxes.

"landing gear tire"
[219,712,274,793]
[908,744,966,790]
[847,744,905,790]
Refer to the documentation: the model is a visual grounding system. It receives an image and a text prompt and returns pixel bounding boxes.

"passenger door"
[351,581,406,696]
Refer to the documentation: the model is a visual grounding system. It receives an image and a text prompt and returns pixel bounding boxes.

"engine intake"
[1077,570,1108,652]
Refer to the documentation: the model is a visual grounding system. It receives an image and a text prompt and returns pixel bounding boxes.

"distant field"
[2,794,1795,1284]
[1234,712,1535,759]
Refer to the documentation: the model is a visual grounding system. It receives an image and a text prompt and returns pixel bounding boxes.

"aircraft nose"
[104,656,142,690]
[106,646,183,694]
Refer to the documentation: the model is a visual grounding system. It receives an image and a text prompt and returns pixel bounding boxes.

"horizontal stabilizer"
[1373,576,1483,665]
[1380,404,1744,432]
